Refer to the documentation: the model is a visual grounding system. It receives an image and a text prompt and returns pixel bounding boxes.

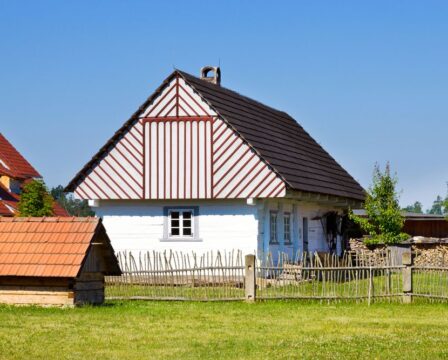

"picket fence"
[105,250,448,303]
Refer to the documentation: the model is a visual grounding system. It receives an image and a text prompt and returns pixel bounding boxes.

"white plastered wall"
[95,199,259,256]
[259,199,344,258]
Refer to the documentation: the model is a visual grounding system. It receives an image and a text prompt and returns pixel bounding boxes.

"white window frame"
[162,206,201,242]
[168,209,194,238]
[284,212,292,245]
[269,211,278,245]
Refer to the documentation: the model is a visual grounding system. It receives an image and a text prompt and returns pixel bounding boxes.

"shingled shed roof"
[0,133,41,179]
[0,217,121,278]
[66,69,365,201]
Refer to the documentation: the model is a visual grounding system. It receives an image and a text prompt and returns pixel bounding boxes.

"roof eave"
[284,189,364,208]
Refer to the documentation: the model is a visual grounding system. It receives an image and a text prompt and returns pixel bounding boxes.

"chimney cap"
[200,66,221,85]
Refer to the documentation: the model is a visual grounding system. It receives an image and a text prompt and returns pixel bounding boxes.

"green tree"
[427,195,444,215]
[402,201,423,214]
[50,185,95,217]
[350,163,408,245]
[18,179,54,217]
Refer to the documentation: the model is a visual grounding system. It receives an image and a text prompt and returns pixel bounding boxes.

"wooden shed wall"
[74,244,106,305]
[403,220,448,238]
[0,277,74,306]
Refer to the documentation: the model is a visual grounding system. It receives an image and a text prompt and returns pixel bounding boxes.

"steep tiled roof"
[53,203,70,217]
[0,132,69,216]
[0,217,120,278]
[0,202,12,216]
[0,182,19,216]
[66,70,365,201]
[0,133,41,179]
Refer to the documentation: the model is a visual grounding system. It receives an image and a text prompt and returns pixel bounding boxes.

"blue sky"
[1,1,447,210]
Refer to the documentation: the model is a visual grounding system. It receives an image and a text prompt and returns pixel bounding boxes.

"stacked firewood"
[348,238,391,266]
[349,238,370,252]
[413,244,448,267]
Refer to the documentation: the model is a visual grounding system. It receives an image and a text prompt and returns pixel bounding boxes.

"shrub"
[350,163,408,245]
[17,179,54,217]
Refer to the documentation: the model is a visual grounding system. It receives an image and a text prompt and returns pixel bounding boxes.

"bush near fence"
[105,249,448,303]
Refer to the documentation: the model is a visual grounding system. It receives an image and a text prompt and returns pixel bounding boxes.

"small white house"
[66,67,364,258]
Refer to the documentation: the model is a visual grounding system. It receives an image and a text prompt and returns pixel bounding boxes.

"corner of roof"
[176,70,294,192]
[65,70,182,192]
[0,133,42,179]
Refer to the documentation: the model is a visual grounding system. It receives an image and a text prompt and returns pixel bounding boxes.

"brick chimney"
[200,66,221,86]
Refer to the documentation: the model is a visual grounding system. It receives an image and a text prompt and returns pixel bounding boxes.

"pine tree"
[403,201,423,214]
[428,195,444,215]
[50,185,95,217]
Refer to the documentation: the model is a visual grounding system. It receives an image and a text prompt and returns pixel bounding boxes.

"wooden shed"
[402,213,448,239]
[0,217,121,306]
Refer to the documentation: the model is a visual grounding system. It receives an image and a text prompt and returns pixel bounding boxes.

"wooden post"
[402,251,413,304]
[386,268,391,294]
[245,254,256,302]
[368,267,374,306]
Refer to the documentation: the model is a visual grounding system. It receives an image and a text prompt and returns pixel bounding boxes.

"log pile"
[348,238,390,266]
[349,237,448,267]
[412,244,448,267]
[349,238,370,252]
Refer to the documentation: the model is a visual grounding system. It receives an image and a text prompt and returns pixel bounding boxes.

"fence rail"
[105,250,448,303]
[412,266,448,301]
[106,250,245,301]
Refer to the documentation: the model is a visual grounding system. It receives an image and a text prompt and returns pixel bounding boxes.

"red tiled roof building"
[0,133,68,216]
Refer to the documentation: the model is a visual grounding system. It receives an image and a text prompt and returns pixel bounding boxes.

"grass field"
[1,301,448,359]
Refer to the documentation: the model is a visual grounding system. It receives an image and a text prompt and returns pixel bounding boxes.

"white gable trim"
[73,73,285,200]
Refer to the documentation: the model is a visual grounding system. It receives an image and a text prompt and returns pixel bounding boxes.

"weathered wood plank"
[0,290,74,306]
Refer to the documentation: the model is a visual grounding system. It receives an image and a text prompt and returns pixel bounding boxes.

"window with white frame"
[284,212,292,245]
[269,211,278,244]
[163,207,200,241]
[168,209,193,238]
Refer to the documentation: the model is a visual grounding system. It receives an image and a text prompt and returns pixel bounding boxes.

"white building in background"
[66,67,364,258]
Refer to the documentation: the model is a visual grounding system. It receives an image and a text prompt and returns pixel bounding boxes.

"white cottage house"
[66,67,365,258]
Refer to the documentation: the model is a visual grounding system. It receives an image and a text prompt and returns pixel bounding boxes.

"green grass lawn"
[1,301,448,359]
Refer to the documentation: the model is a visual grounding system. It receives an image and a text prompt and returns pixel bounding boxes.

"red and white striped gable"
[73,74,286,200]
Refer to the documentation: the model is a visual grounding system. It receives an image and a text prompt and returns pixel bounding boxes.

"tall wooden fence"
[105,250,448,303]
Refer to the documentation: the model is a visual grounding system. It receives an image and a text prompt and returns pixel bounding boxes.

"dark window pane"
[171,228,180,236]
[171,212,180,219]
[183,219,191,227]
[183,228,192,236]
[183,212,192,219]
[171,220,180,227]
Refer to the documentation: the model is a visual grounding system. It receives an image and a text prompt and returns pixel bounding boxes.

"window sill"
[160,238,203,242]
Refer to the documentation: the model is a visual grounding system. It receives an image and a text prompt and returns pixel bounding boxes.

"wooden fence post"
[402,251,413,304]
[245,254,256,302]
